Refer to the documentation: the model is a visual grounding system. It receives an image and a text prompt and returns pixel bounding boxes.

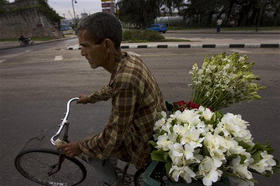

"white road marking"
[54,55,63,61]
[0,59,6,63]
[230,49,251,54]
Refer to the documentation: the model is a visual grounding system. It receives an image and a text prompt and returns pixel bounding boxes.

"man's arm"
[78,82,136,159]
[78,85,113,104]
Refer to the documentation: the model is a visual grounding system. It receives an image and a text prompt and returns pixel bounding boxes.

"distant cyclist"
[18,35,33,46]
[58,12,166,186]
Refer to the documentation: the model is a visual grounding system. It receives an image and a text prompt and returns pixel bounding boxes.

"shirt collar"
[109,51,128,87]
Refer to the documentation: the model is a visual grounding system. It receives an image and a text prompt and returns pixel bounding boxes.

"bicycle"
[14,97,145,186]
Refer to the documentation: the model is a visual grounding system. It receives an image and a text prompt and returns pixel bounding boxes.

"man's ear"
[103,39,115,50]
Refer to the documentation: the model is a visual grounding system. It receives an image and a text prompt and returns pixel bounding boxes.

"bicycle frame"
[48,97,143,185]
[50,97,79,146]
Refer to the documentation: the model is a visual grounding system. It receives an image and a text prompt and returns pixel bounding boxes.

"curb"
[67,43,280,50]
[120,43,280,49]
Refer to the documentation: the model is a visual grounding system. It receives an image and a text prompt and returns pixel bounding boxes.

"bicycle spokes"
[48,154,66,176]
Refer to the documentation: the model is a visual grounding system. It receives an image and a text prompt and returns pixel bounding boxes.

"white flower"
[154,118,166,131]
[204,133,228,161]
[175,109,200,125]
[239,56,246,61]
[161,111,167,118]
[173,124,187,137]
[231,156,253,180]
[152,107,276,185]
[198,156,222,186]
[249,151,276,173]
[199,106,214,121]
[169,165,196,183]
[168,143,184,166]
[183,143,195,160]
[156,134,172,151]
[161,122,172,134]
[217,113,253,143]
[180,126,204,148]
[222,137,248,156]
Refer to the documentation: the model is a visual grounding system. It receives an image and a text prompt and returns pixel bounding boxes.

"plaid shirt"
[79,52,166,169]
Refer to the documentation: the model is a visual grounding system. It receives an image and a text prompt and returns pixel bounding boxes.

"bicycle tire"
[15,148,87,186]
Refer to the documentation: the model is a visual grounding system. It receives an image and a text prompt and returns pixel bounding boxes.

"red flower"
[172,100,214,112]
[173,100,187,111]
[186,101,200,109]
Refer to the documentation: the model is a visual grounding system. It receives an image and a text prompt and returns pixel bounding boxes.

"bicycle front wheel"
[15,148,86,186]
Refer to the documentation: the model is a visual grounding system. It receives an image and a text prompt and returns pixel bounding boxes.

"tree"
[0,0,9,14]
[181,0,227,26]
[118,0,162,28]
[0,0,8,4]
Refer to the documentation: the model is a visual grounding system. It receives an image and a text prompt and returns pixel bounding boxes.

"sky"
[48,0,103,19]
[8,0,103,19]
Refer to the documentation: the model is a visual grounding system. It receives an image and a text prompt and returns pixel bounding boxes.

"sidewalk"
[167,28,280,34]
[0,36,76,50]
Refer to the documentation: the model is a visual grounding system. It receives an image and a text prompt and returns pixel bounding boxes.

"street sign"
[101,0,115,14]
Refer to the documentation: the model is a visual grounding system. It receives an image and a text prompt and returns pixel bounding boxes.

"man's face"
[78,30,106,69]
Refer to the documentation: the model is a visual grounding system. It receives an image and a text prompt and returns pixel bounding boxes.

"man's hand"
[57,142,82,158]
[77,95,89,104]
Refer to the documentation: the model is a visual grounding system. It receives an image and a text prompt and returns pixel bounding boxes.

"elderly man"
[58,12,166,186]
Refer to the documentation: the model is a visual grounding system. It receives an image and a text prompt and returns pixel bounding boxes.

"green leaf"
[253,143,274,154]
[163,152,170,162]
[202,146,210,156]
[165,101,174,111]
[176,135,181,143]
[148,140,157,147]
[151,150,168,162]
[171,119,177,126]
[227,154,238,162]
[240,154,247,164]
[165,161,172,175]
[215,111,224,121]
[252,152,262,163]
[238,141,253,152]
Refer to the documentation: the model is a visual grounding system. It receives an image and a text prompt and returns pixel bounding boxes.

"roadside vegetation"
[122,29,189,43]
[117,0,280,29]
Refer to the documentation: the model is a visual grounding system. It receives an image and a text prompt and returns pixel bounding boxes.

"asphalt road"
[0,39,279,186]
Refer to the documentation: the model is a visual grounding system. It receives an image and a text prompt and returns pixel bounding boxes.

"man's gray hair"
[77,12,122,49]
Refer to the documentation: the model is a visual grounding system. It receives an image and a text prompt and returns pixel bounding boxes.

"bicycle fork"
[48,122,70,176]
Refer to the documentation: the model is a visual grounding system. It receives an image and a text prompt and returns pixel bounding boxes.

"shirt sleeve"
[79,82,137,159]
[87,85,113,104]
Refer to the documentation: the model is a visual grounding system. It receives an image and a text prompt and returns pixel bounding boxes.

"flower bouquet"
[189,52,265,111]
[149,53,279,186]
[151,107,278,186]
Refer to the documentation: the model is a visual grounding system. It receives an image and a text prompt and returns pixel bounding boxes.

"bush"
[123,30,164,42]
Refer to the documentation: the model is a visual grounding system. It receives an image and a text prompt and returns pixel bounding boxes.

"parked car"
[146,24,168,33]
[60,25,72,31]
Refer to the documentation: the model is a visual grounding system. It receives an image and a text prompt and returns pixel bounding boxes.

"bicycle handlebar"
[50,97,79,145]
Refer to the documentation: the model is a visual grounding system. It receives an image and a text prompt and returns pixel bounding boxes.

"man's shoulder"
[118,52,145,75]
[112,52,147,88]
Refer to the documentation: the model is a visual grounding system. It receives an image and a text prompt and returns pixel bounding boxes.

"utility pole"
[72,0,77,23]
[71,0,78,31]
